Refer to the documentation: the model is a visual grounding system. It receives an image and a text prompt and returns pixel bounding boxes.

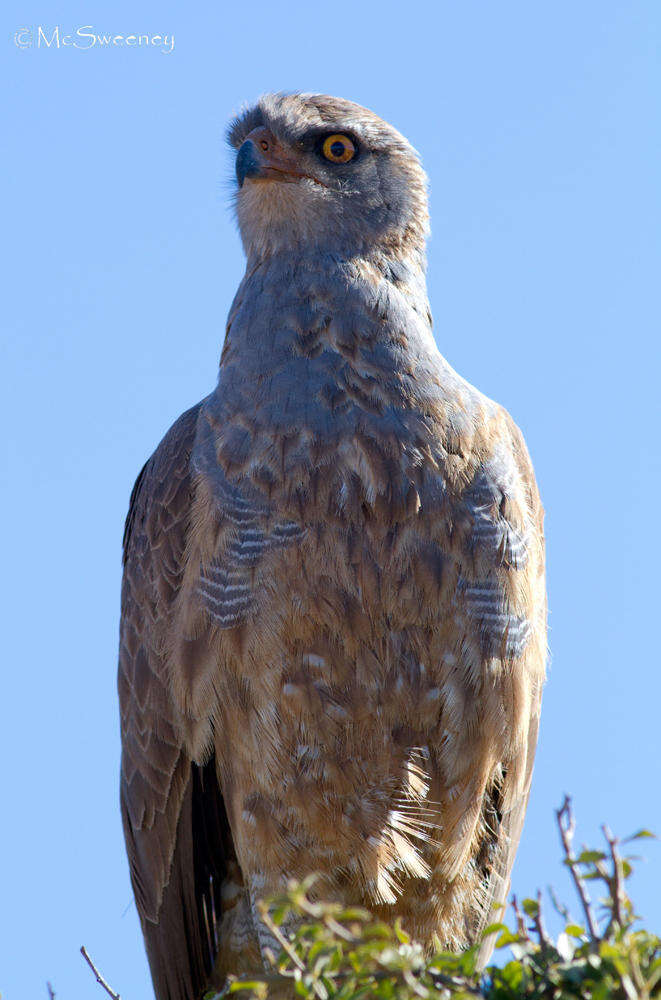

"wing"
[470,414,546,964]
[421,405,546,963]
[119,404,233,1000]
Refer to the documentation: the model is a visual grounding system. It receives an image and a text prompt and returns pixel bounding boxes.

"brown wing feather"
[473,711,541,967]
[474,414,546,966]
[119,404,232,1000]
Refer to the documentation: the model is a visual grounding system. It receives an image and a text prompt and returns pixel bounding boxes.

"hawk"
[119,92,546,1000]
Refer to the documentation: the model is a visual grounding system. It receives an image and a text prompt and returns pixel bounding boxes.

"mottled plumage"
[119,92,546,1000]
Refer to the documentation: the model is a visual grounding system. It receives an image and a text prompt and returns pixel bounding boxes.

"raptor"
[118,92,546,1000]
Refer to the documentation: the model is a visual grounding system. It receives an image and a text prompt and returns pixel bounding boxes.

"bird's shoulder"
[416,361,543,537]
[122,401,204,568]
[120,400,209,732]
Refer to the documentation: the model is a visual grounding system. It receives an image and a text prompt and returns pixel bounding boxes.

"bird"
[118,92,546,1000]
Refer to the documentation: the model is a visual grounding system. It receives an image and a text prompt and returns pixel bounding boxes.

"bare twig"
[602,824,626,929]
[80,946,121,1000]
[556,796,599,940]
[533,889,552,957]
[548,884,571,925]
[511,894,528,939]
[322,914,359,942]
[256,903,306,973]
[428,970,483,996]
[46,983,56,1000]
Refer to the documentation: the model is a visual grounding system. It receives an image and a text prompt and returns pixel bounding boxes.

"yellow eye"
[322,134,356,164]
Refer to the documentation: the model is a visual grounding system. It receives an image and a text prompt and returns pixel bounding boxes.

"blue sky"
[1,2,659,997]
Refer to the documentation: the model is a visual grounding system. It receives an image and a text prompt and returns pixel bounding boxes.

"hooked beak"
[235,140,262,187]
[235,126,316,188]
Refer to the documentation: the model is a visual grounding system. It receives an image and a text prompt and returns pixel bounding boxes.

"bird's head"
[228,93,429,262]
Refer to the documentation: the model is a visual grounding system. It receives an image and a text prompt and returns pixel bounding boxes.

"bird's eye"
[321,134,356,164]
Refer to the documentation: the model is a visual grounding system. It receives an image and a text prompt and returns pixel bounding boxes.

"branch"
[556,796,599,940]
[602,824,626,931]
[532,890,552,957]
[256,903,306,973]
[224,965,483,998]
[547,884,571,925]
[80,946,121,1000]
[511,894,529,940]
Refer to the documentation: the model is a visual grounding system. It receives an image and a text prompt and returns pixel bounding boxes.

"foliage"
[207,800,660,1000]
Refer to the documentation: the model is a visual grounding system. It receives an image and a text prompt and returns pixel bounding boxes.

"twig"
[511,894,528,939]
[556,796,599,940]
[533,890,552,957]
[428,970,483,996]
[256,904,306,972]
[602,824,626,928]
[80,946,121,1000]
[225,966,483,998]
[323,914,359,942]
[46,984,56,1000]
[548,884,571,925]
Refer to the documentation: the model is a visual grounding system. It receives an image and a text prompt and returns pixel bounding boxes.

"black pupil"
[330,140,346,159]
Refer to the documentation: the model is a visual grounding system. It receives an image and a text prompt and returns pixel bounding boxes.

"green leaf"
[481,921,509,937]
[575,850,607,864]
[495,928,521,948]
[393,918,410,945]
[227,981,268,997]
[270,904,290,926]
[623,828,657,842]
[498,959,524,989]
[339,907,372,922]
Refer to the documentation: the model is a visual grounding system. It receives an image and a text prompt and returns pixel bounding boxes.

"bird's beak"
[235,126,312,188]
[235,140,263,188]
